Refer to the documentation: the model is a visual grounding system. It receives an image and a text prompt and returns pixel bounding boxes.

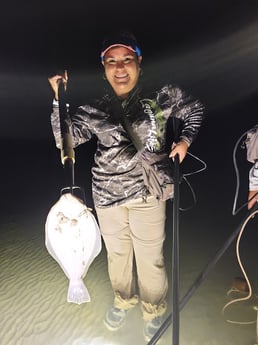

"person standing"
[48,31,205,342]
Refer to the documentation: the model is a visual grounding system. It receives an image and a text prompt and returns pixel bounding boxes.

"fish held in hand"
[45,193,102,304]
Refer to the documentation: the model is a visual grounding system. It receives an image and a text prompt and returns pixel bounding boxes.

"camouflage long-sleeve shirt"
[51,84,205,208]
[246,126,258,190]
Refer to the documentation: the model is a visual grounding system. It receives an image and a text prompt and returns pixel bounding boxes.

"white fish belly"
[45,193,102,303]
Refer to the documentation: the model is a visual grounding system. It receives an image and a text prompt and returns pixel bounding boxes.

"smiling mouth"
[115,74,128,80]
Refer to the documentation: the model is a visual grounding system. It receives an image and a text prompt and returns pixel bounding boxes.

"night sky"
[0,1,257,138]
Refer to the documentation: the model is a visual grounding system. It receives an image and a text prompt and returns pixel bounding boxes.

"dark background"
[0,0,257,218]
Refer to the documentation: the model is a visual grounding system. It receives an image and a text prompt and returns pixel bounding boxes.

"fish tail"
[67,279,91,304]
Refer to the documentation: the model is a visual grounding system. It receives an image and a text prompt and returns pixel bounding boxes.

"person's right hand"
[48,70,68,100]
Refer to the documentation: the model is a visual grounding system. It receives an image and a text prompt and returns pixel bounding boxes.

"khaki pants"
[96,196,168,320]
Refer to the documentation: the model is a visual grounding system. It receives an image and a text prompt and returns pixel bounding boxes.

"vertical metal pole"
[172,153,180,345]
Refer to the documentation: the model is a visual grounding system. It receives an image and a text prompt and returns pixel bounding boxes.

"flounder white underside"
[45,193,102,304]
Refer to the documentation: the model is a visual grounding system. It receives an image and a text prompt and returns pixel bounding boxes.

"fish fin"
[67,279,91,304]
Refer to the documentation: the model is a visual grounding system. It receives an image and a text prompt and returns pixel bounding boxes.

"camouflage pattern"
[51,84,204,208]
[246,126,258,190]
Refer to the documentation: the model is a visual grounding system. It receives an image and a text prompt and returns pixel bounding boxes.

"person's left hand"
[169,140,189,163]
[248,190,258,210]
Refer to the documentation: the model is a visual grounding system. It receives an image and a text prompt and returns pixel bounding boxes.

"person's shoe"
[143,316,163,342]
[104,307,128,331]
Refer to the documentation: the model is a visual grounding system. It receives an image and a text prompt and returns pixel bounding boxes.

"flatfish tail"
[67,278,90,304]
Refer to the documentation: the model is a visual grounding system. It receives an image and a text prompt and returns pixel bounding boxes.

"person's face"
[102,46,142,98]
